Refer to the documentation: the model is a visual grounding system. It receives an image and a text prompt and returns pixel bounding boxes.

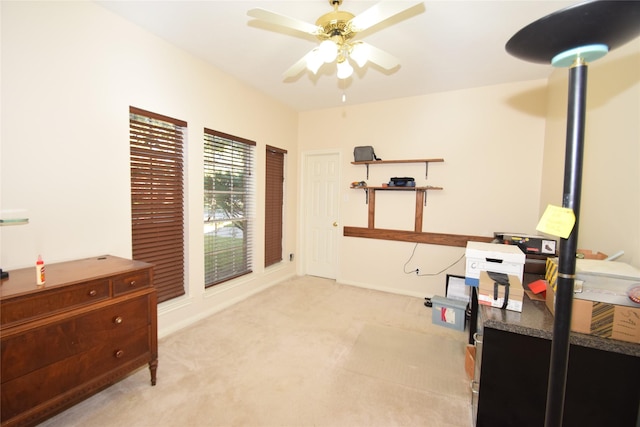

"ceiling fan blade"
[349,1,422,32]
[247,8,320,35]
[355,42,398,70]
[283,51,314,78]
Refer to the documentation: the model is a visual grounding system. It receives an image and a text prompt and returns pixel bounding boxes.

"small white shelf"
[0,218,29,226]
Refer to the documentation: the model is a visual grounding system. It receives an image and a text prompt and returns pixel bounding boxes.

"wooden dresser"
[0,255,157,427]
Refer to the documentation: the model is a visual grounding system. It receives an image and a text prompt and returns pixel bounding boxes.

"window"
[265,145,287,267]
[129,106,186,303]
[204,128,255,287]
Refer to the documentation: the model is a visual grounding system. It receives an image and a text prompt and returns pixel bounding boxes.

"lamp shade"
[336,60,353,79]
[319,40,338,63]
[350,43,369,68]
[306,49,323,74]
[506,0,640,64]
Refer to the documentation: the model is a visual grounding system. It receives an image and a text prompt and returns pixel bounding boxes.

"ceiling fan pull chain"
[340,77,347,103]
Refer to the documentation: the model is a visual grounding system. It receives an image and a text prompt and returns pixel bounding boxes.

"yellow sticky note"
[536,204,575,239]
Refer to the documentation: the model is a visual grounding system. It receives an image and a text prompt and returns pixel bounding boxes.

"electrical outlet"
[416,268,420,275]
[289,253,294,261]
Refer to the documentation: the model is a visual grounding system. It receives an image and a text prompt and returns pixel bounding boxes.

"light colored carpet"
[344,324,468,398]
[39,276,472,427]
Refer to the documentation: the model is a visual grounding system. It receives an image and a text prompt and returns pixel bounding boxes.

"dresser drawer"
[113,269,151,296]
[1,327,152,422]
[1,294,151,384]
[0,279,110,328]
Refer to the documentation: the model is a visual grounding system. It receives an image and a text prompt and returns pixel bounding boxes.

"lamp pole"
[545,57,587,427]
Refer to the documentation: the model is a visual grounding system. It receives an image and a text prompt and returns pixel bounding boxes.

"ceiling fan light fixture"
[319,40,339,63]
[349,43,368,68]
[306,49,324,74]
[336,59,353,79]
[249,0,416,81]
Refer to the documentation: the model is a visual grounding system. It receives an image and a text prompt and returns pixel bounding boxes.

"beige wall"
[296,37,640,298]
[2,2,638,334]
[299,81,548,297]
[541,38,640,266]
[1,1,299,337]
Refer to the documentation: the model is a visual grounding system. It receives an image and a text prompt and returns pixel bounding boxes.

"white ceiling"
[97,0,579,112]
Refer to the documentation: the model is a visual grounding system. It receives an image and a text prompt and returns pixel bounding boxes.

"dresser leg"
[149,359,158,386]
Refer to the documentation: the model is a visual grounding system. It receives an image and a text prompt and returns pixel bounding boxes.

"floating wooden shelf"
[344,157,487,246]
[357,186,444,190]
[343,227,493,247]
[351,158,444,179]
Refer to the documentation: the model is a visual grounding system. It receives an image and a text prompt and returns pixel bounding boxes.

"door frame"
[299,149,342,278]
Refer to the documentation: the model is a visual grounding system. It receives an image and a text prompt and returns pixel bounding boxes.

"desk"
[471,285,640,426]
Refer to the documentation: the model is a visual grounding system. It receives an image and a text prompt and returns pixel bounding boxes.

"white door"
[304,152,340,279]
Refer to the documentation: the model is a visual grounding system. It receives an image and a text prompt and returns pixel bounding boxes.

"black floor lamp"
[505,1,640,426]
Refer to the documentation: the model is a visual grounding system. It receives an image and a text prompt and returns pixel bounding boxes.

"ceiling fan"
[247,0,422,80]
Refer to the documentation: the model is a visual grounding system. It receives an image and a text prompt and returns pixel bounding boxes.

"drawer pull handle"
[473,332,483,345]
[114,350,124,358]
[129,280,136,287]
[113,316,123,324]
[88,289,98,297]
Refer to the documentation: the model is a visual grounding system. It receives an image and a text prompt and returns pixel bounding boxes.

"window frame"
[203,128,256,287]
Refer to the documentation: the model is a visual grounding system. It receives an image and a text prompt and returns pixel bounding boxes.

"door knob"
[333,221,338,227]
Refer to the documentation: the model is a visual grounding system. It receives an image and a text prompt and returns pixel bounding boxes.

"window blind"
[204,128,255,287]
[265,145,286,267]
[130,106,186,303]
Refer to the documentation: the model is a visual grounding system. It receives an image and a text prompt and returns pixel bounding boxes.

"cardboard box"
[465,344,476,380]
[545,280,640,344]
[545,257,558,290]
[477,270,524,312]
[545,258,640,343]
[465,241,525,287]
[431,295,467,331]
[577,249,608,260]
